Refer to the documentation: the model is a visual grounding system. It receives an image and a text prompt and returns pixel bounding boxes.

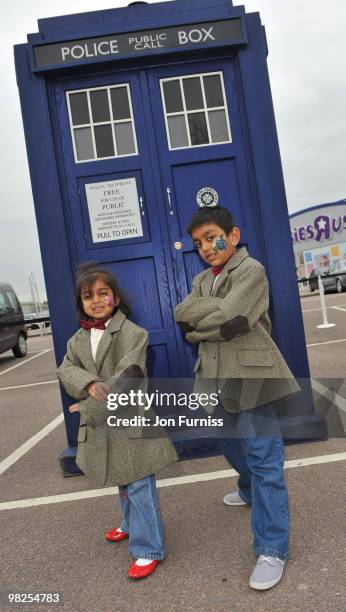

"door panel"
[147,59,261,374]
[53,71,182,378]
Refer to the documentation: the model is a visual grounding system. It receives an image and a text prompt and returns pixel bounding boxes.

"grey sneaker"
[249,555,285,590]
[223,491,248,506]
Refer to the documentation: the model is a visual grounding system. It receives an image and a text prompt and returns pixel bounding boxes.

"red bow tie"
[80,316,111,330]
[212,265,225,277]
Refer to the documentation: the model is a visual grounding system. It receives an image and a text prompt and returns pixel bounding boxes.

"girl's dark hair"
[187,206,235,236]
[75,262,131,320]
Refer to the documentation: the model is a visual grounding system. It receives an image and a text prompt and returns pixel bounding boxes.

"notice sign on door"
[85,178,143,243]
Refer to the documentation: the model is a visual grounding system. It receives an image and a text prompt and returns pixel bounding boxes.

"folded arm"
[73,329,149,426]
[174,277,223,327]
[57,339,101,400]
[94,329,149,423]
[185,264,269,343]
[105,328,148,388]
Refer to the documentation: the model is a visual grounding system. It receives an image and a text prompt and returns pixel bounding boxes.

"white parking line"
[0,351,44,359]
[302,304,346,313]
[307,338,346,348]
[0,380,59,392]
[0,349,53,376]
[0,413,64,477]
[0,452,345,511]
[302,307,332,313]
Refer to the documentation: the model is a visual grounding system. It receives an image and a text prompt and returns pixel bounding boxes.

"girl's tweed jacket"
[57,310,178,485]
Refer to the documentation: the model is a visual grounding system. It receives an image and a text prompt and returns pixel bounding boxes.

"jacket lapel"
[200,247,249,297]
[72,310,127,375]
[224,246,249,272]
[211,247,249,295]
[74,330,99,376]
[210,267,227,296]
[94,310,126,372]
[201,273,214,296]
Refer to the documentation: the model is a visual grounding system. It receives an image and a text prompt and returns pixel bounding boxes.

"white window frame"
[66,83,138,163]
[160,71,232,151]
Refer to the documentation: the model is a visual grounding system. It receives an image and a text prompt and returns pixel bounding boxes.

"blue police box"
[14,0,326,474]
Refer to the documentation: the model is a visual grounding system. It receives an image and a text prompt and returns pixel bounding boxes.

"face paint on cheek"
[213,236,227,252]
[104,295,114,308]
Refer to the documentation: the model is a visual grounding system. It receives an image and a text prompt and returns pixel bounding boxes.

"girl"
[57,262,178,579]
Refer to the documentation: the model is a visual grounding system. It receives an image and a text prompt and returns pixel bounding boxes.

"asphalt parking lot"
[0,292,345,612]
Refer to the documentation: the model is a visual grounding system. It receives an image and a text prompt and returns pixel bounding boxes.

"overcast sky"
[1,0,345,300]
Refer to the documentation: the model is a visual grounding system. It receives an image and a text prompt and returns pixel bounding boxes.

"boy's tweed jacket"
[57,310,178,486]
[174,247,300,413]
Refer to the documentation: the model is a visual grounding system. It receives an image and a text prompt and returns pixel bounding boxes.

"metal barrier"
[297,275,338,329]
[24,315,51,336]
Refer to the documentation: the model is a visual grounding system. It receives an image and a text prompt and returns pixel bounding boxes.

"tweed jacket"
[174,247,300,413]
[57,310,178,486]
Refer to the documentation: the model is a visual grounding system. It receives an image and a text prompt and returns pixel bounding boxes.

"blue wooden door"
[52,57,262,380]
[145,58,263,374]
[53,70,183,378]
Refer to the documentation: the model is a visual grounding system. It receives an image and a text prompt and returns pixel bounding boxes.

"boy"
[174,206,300,590]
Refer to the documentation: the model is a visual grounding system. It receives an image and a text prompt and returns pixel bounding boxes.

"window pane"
[69,92,90,125]
[167,116,189,148]
[162,80,183,113]
[94,125,114,158]
[208,110,230,143]
[90,89,110,123]
[0,293,8,313]
[203,75,224,108]
[114,123,136,155]
[74,127,94,160]
[188,112,209,145]
[6,291,19,312]
[110,87,131,120]
[183,77,204,110]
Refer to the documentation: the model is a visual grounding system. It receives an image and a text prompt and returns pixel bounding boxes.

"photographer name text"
[107,415,223,428]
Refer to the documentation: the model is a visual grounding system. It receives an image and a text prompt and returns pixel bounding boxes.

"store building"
[290,199,346,280]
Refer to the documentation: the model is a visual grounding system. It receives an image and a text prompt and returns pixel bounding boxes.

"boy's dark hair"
[75,262,131,319]
[187,206,235,236]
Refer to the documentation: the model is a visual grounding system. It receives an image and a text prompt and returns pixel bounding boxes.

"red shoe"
[104,527,129,542]
[127,560,159,580]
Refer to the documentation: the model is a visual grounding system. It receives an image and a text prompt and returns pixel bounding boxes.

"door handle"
[139,196,145,216]
[166,187,174,216]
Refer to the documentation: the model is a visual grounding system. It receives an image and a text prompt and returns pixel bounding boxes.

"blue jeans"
[118,475,165,561]
[219,405,290,561]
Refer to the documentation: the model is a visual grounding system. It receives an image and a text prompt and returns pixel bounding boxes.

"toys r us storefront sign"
[290,200,346,279]
[292,206,346,244]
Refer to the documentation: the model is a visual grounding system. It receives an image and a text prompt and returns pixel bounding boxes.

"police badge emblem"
[196,187,219,208]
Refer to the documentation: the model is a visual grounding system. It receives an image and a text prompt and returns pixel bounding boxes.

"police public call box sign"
[33,18,243,68]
